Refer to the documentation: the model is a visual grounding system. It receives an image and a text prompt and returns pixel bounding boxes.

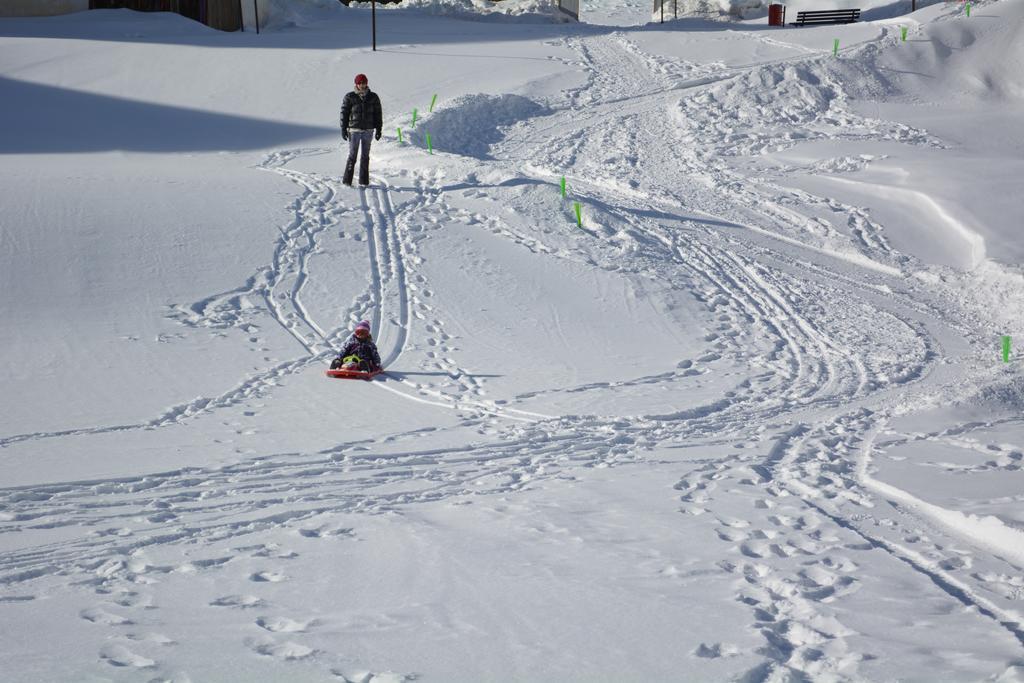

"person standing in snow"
[340,73,383,187]
[331,320,382,372]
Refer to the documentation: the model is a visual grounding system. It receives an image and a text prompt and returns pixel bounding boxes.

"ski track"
[0,146,541,451]
[0,417,647,589]
[3,12,1024,680]
[496,27,1023,676]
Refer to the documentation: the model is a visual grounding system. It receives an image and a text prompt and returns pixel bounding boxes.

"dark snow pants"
[344,131,373,186]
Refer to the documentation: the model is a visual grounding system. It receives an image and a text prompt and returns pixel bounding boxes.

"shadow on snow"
[0,76,334,153]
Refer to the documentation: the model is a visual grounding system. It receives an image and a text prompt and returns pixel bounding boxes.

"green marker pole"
[397,127,403,143]
[833,38,839,56]
[966,2,970,16]
[1003,336,1011,363]
[412,108,418,128]
[560,176,566,198]
[901,26,907,41]
[573,202,581,227]
[430,94,438,112]
[426,133,433,155]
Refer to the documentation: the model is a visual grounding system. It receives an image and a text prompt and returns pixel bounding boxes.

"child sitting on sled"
[331,320,382,372]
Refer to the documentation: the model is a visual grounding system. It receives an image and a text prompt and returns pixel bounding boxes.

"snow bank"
[352,0,573,23]
[861,461,1024,568]
[412,93,552,158]
[253,0,572,26]
[245,0,346,30]
[652,0,770,22]
[976,375,1024,410]
[882,2,1024,103]
[657,0,951,24]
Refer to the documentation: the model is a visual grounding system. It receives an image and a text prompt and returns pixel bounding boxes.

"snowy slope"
[2,0,1024,681]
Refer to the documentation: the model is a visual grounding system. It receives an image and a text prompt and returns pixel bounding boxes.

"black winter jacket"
[340,90,383,133]
[339,336,382,370]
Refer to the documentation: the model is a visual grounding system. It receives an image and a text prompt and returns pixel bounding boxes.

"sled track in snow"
[0,147,545,451]
[264,164,335,352]
[0,415,637,590]
[670,404,1024,680]
[483,29,1018,677]
[0,151,351,449]
[377,183,413,368]
[3,19,1021,681]
[273,157,549,423]
[487,28,950,435]
[360,181,411,369]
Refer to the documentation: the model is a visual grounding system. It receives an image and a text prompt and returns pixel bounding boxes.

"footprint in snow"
[817,555,858,572]
[249,544,299,559]
[245,637,315,660]
[973,573,1024,600]
[80,607,134,626]
[716,528,747,542]
[805,575,860,602]
[938,554,973,571]
[332,670,413,683]
[126,632,177,646]
[298,526,355,540]
[210,594,265,609]
[111,590,154,608]
[693,642,741,658]
[256,616,317,633]
[249,571,286,583]
[798,565,841,588]
[739,541,770,559]
[99,643,155,668]
[769,542,800,558]
[748,529,778,540]
[742,562,772,580]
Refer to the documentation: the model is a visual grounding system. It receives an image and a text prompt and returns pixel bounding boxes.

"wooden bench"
[790,8,860,25]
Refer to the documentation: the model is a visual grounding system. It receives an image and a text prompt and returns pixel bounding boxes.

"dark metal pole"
[660,0,663,23]
[372,0,376,51]
[253,0,259,33]
[674,0,677,18]
[237,0,244,30]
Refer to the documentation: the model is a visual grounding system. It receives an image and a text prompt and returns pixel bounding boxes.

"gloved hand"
[374,129,382,141]
[342,130,349,141]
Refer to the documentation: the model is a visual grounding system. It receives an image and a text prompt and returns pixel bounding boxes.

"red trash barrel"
[768,3,785,25]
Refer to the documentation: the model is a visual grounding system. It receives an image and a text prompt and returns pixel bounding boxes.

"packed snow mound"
[907,4,1024,102]
[258,0,346,29]
[977,375,1024,410]
[354,0,573,23]
[411,93,552,158]
[652,0,769,21]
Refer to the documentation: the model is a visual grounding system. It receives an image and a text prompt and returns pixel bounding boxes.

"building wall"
[209,0,242,31]
[0,0,90,16]
[239,0,270,32]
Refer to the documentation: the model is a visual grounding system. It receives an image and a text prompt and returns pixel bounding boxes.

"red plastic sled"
[325,368,384,381]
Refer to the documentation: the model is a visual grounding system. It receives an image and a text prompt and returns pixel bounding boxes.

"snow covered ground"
[1,0,1023,680]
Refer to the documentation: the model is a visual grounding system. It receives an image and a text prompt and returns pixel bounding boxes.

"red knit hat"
[354,74,368,85]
